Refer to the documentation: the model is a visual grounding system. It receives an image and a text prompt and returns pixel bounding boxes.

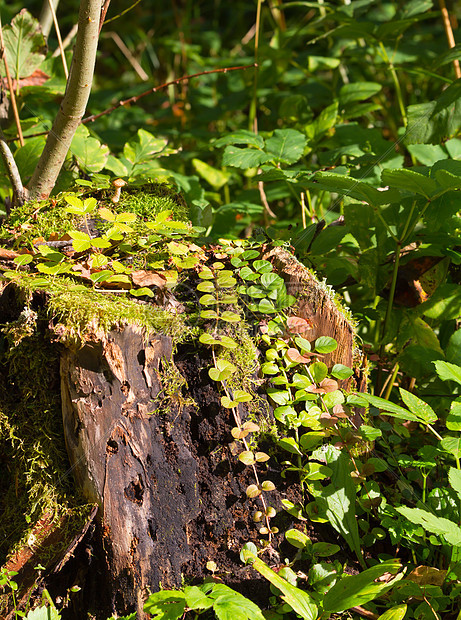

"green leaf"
[440,436,461,460]
[240,551,317,620]
[214,131,265,149]
[312,172,400,206]
[405,80,461,145]
[143,590,186,619]
[124,129,168,166]
[422,284,461,320]
[265,129,307,164]
[14,136,47,179]
[71,125,109,173]
[377,605,407,620]
[222,146,272,169]
[208,584,265,620]
[2,10,46,80]
[184,586,213,611]
[339,82,382,105]
[130,287,154,298]
[396,506,461,546]
[314,337,337,354]
[356,392,421,423]
[285,529,310,549]
[192,158,230,189]
[381,168,437,198]
[25,605,61,620]
[90,270,113,284]
[310,362,328,383]
[318,446,362,559]
[14,254,33,266]
[449,467,461,502]
[312,542,340,557]
[434,360,461,385]
[447,400,461,431]
[331,364,353,380]
[398,388,437,424]
[323,560,403,613]
[279,437,302,455]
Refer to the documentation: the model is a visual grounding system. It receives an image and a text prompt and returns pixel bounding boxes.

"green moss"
[156,358,196,415]
[0,311,73,563]
[5,272,192,344]
[109,182,189,222]
[1,182,189,249]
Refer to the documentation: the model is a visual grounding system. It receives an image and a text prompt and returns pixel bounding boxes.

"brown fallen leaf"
[407,565,446,586]
[0,248,20,259]
[131,270,167,288]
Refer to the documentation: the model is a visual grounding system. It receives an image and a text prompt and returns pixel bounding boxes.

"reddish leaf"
[286,347,316,364]
[319,378,339,393]
[2,69,49,89]
[286,316,313,334]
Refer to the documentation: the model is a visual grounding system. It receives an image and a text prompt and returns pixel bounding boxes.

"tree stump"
[0,247,365,619]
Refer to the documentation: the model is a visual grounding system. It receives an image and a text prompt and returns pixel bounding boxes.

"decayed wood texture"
[265,246,365,391]
[61,326,202,617]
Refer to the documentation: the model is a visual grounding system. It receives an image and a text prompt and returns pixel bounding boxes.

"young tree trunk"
[27,0,101,201]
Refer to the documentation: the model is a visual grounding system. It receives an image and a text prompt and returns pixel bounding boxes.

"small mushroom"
[111,178,127,203]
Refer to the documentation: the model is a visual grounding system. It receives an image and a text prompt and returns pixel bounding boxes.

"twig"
[103,31,149,81]
[6,64,258,142]
[47,0,69,79]
[52,23,78,58]
[39,0,60,38]
[0,15,24,146]
[258,180,276,220]
[102,0,141,29]
[82,63,257,125]
[99,0,111,34]
[0,126,27,207]
[438,0,461,79]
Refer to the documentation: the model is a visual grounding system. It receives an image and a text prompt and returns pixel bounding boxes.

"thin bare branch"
[7,63,257,143]
[439,0,461,79]
[47,0,68,79]
[0,15,24,146]
[83,63,257,125]
[0,126,27,207]
[99,0,111,34]
[103,31,149,81]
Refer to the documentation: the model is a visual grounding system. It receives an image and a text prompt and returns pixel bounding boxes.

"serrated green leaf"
[71,125,109,173]
[434,360,461,385]
[381,168,437,198]
[214,131,265,149]
[222,146,272,169]
[2,10,46,80]
[265,129,307,164]
[143,590,186,619]
[396,506,461,546]
[398,388,437,423]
